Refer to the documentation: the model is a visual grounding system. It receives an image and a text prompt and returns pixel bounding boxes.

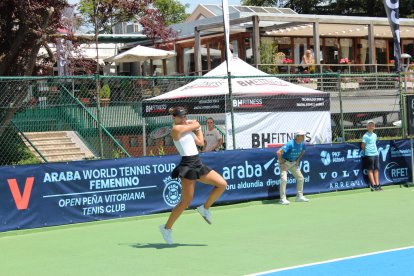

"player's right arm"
[171,120,201,140]
[277,148,287,170]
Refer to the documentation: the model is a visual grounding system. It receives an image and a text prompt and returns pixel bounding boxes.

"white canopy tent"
[104,45,176,76]
[144,58,332,149]
[150,57,320,99]
[104,45,176,63]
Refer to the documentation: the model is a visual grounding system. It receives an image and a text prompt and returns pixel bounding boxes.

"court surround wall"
[0,140,410,232]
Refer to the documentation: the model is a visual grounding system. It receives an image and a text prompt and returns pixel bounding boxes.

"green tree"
[241,0,276,6]
[78,0,176,42]
[322,0,414,17]
[0,0,67,76]
[0,0,176,134]
[0,0,69,139]
[154,0,190,26]
[0,126,40,165]
[241,0,414,17]
[99,83,111,99]
[259,38,278,74]
[279,0,323,14]
[242,0,325,14]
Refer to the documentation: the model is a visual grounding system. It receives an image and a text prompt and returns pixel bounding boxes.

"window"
[340,38,354,63]
[183,47,195,75]
[324,38,339,65]
[375,39,387,65]
[294,37,307,64]
[402,39,414,61]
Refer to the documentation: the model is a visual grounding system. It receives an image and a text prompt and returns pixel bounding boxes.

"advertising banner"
[383,0,402,72]
[406,94,414,135]
[225,111,332,148]
[0,140,410,232]
[143,97,226,117]
[231,94,330,112]
[142,93,329,117]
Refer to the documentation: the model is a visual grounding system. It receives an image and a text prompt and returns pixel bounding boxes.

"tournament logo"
[320,150,331,166]
[162,176,182,207]
[383,162,409,183]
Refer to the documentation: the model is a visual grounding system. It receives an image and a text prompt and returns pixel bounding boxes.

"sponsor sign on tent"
[143,58,331,148]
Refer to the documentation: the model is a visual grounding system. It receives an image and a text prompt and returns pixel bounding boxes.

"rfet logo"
[7,177,35,210]
[383,162,409,183]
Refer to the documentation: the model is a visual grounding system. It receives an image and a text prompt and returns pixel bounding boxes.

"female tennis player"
[159,106,227,244]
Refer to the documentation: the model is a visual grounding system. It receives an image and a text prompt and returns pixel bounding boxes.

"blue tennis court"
[252,246,414,276]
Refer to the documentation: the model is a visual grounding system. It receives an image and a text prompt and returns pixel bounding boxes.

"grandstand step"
[34,148,83,155]
[27,143,78,149]
[28,140,74,146]
[45,154,88,162]
[21,131,95,163]
[27,137,73,142]
[24,131,68,139]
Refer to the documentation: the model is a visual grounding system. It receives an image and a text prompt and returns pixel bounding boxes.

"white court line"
[43,186,156,198]
[247,245,414,276]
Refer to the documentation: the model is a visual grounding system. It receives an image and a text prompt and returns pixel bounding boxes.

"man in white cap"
[276,130,309,205]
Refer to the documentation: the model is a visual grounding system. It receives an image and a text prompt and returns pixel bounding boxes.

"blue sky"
[68,0,243,13]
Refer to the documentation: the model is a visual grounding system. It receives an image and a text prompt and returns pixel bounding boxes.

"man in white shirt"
[203,117,223,152]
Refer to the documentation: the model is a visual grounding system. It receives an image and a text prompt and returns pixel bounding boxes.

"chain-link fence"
[275,72,403,142]
[0,72,406,165]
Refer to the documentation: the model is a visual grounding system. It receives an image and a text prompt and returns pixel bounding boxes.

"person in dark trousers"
[361,120,382,191]
[159,107,227,244]
[276,130,309,205]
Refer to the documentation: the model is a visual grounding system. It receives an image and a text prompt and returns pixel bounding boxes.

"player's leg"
[196,170,227,224]
[165,178,196,229]
[289,165,308,202]
[279,163,290,204]
[160,178,196,244]
[364,156,376,191]
[198,170,227,209]
[367,156,379,190]
[373,156,381,190]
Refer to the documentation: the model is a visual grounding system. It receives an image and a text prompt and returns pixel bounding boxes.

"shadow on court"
[123,243,208,249]
[261,199,279,205]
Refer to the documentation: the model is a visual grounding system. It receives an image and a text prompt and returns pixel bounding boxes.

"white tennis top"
[173,132,199,156]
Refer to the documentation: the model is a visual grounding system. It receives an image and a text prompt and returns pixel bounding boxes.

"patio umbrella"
[104,45,176,63]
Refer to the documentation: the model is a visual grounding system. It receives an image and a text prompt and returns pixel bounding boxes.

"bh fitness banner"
[225,111,332,148]
[0,140,410,232]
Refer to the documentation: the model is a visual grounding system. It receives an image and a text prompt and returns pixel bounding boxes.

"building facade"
[162,5,414,75]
